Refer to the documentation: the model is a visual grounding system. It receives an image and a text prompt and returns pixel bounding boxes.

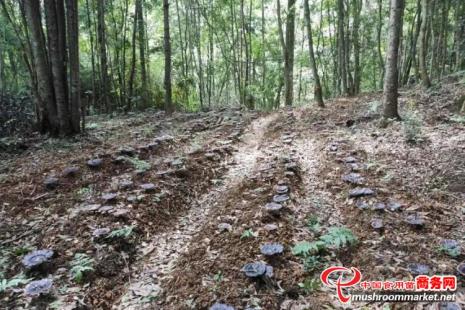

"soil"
[1,78,465,310]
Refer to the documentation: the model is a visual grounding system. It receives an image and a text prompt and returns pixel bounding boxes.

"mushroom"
[342,173,364,185]
[140,183,156,193]
[24,279,53,297]
[372,202,386,211]
[87,158,103,169]
[371,218,384,230]
[62,166,79,178]
[242,262,273,279]
[273,194,290,204]
[349,188,375,198]
[265,202,283,216]
[275,185,289,194]
[22,250,54,269]
[437,303,461,310]
[209,304,235,310]
[407,263,430,276]
[102,193,118,204]
[260,243,284,257]
[43,177,59,190]
[405,213,425,228]
[92,228,111,238]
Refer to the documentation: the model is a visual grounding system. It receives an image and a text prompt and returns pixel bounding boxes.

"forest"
[0,0,465,309]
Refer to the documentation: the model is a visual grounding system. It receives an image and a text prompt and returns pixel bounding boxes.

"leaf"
[292,241,325,257]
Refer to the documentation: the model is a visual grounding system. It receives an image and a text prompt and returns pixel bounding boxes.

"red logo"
[320,266,362,303]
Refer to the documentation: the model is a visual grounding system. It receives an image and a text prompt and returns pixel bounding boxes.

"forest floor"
[1,74,465,310]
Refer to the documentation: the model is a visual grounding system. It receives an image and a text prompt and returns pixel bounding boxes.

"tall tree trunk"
[337,0,348,95]
[284,0,296,106]
[303,0,324,107]
[419,0,432,87]
[23,0,58,133]
[44,0,72,135]
[383,0,405,120]
[97,0,110,112]
[66,0,81,133]
[377,0,385,89]
[352,0,362,94]
[85,0,96,113]
[128,2,137,111]
[163,0,173,113]
[136,0,148,108]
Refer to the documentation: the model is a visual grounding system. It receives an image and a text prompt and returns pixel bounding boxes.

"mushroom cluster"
[22,250,54,269]
[242,262,273,279]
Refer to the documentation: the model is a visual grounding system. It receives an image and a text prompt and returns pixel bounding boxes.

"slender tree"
[419,0,431,87]
[164,0,173,113]
[284,0,296,106]
[303,0,324,107]
[383,0,405,120]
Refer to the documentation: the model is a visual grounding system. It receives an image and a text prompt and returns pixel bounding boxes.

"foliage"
[319,227,358,249]
[240,229,257,240]
[403,112,424,144]
[107,226,135,239]
[298,277,321,294]
[0,273,32,293]
[126,157,151,172]
[291,241,325,257]
[307,216,322,233]
[302,255,324,273]
[70,253,95,284]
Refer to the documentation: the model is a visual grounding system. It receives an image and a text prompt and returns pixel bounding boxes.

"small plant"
[302,255,323,273]
[107,225,135,239]
[291,241,325,257]
[126,157,151,172]
[403,112,423,144]
[213,271,223,283]
[307,216,322,233]
[298,277,321,295]
[70,253,94,283]
[240,229,257,240]
[0,273,32,293]
[439,240,461,258]
[319,227,357,249]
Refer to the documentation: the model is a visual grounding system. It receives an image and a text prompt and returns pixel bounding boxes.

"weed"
[126,157,151,172]
[107,226,135,239]
[240,229,257,240]
[307,216,322,233]
[0,273,32,293]
[319,227,358,249]
[302,255,323,273]
[70,253,94,283]
[298,277,321,294]
[403,112,423,144]
[291,241,325,257]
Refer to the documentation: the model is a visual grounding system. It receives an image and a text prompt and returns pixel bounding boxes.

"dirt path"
[116,113,278,309]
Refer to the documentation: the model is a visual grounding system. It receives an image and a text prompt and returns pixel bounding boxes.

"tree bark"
[419,0,432,87]
[97,0,110,112]
[383,0,405,120]
[66,0,81,133]
[303,0,324,107]
[163,0,173,113]
[284,0,296,106]
[337,0,348,95]
[136,0,148,108]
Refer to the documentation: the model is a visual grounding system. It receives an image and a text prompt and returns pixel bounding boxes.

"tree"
[66,0,81,132]
[97,0,110,112]
[383,0,405,120]
[164,0,173,113]
[284,0,296,106]
[418,0,431,87]
[303,0,324,107]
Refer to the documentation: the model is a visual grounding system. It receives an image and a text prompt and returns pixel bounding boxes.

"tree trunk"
[284,0,296,106]
[97,0,109,112]
[66,0,81,133]
[136,0,148,108]
[303,0,324,107]
[419,0,432,87]
[352,0,362,94]
[383,0,405,120]
[337,0,348,95]
[23,0,58,134]
[163,0,173,113]
[44,0,72,135]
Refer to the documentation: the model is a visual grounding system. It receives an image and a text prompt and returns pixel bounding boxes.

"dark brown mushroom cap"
[349,188,375,198]
[209,304,235,310]
[87,158,103,168]
[22,250,54,268]
[24,279,53,297]
[405,213,425,227]
[260,243,284,256]
[273,194,290,203]
[407,263,430,276]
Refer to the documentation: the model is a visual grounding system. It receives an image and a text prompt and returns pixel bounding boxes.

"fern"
[319,227,357,249]
[107,226,135,239]
[298,277,321,294]
[0,273,32,293]
[240,229,257,240]
[70,253,94,283]
[291,241,325,257]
